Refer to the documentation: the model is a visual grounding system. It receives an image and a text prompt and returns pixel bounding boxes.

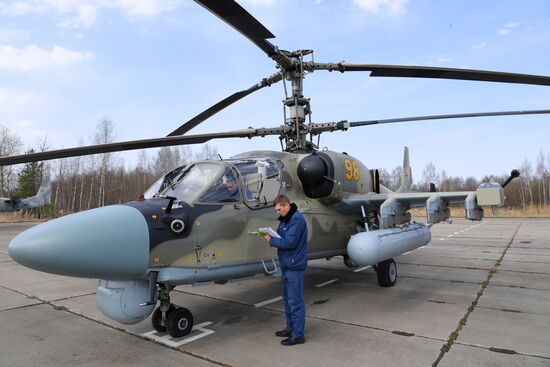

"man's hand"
[264,234,271,242]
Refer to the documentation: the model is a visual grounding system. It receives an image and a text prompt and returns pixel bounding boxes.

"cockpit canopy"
[144,158,281,207]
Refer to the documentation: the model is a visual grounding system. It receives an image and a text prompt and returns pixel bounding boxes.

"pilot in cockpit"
[221,172,241,202]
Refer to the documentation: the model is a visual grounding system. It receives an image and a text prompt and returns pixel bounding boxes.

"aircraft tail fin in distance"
[397,146,412,193]
[20,172,52,208]
[35,172,52,205]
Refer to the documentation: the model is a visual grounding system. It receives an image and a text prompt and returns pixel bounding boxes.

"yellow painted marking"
[344,159,353,180]
[344,158,360,181]
[151,214,157,219]
[195,220,201,226]
[216,251,222,257]
[153,257,160,263]
[352,160,360,181]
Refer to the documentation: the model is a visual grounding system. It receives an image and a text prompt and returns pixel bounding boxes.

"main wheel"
[376,258,397,287]
[151,305,176,333]
[166,307,194,338]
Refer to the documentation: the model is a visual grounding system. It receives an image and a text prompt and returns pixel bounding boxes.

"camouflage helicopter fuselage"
[124,149,374,286]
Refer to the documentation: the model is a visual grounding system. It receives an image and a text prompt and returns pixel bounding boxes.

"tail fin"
[397,146,412,192]
[20,171,51,208]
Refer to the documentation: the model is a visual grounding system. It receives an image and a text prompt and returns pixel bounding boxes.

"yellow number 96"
[344,159,360,182]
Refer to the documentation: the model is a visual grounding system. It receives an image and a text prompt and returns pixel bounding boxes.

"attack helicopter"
[2,0,550,339]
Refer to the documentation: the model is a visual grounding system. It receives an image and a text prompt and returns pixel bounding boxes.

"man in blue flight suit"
[264,194,308,346]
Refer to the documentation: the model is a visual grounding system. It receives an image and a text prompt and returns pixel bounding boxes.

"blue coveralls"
[269,204,308,339]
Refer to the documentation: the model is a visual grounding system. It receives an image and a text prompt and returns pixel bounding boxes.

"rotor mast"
[280,50,316,153]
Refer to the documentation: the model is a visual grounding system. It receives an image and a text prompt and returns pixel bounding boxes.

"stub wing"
[341,183,504,228]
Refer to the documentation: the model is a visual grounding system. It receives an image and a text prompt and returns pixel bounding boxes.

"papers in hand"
[259,227,281,239]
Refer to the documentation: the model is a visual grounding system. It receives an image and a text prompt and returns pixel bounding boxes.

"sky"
[1,0,550,182]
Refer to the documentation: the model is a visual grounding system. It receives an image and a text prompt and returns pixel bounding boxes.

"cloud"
[353,0,409,16]
[0,44,93,71]
[497,21,520,35]
[471,41,488,50]
[0,0,182,28]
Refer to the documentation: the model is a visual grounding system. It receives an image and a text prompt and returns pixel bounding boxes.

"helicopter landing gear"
[343,254,359,269]
[152,284,194,338]
[376,258,397,287]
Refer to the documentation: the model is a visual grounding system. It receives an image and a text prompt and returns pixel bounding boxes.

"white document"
[259,227,281,239]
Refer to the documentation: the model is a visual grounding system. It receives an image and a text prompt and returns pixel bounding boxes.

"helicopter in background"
[0,174,51,213]
[1,0,549,338]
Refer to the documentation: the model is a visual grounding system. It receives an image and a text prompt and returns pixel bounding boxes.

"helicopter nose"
[8,205,150,279]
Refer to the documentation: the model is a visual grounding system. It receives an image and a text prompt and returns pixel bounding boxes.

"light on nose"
[8,205,150,279]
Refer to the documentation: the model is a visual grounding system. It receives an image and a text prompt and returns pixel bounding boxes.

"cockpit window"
[143,165,185,199]
[228,158,281,207]
[160,163,226,204]
[199,168,243,203]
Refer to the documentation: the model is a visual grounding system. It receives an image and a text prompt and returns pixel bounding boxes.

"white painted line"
[254,296,283,308]
[354,265,372,273]
[141,321,214,347]
[460,230,464,233]
[439,238,445,241]
[447,234,453,237]
[402,251,412,255]
[315,278,339,288]
[454,232,459,235]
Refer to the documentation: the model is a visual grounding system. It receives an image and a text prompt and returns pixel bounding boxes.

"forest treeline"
[1,118,549,217]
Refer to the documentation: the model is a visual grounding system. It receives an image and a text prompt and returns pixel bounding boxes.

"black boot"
[281,336,305,346]
[275,329,292,337]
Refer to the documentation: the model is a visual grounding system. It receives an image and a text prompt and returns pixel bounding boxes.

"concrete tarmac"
[1,218,549,366]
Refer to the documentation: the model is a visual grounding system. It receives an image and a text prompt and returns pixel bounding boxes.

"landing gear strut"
[376,258,397,287]
[343,254,359,269]
[151,284,194,338]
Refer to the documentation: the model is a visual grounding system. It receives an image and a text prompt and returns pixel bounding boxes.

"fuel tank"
[347,223,431,266]
[96,279,155,324]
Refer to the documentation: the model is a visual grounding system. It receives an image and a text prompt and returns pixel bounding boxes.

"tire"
[376,258,397,287]
[151,305,176,333]
[166,307,194,338]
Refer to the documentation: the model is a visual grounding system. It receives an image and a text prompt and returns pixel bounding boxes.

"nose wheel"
[152,285,194,338]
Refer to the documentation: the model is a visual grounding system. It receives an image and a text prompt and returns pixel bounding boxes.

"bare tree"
[94,117,117,207]
[0,125,23,196]
[536,151,546,206]
[153,147,182,177]
[421,161,438,192]
[520,159,534,206]
[194,144,218,161]
[389,166,402,191]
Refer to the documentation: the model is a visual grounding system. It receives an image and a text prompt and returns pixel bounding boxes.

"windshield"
[160,163,239,204]
[143,165,185,199]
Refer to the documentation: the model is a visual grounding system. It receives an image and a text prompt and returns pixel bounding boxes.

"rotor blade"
[310,62,550,86]
[0,129,262,166]
[194,0,277,57]
[167,73,282,136]
[347,109,550,128]
[309,109,550,135]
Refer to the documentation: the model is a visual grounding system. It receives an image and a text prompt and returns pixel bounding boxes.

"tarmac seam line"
[432,220,523,367]
[476,305,550,317]
[0,302,45,313]
[453,341,550,360]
